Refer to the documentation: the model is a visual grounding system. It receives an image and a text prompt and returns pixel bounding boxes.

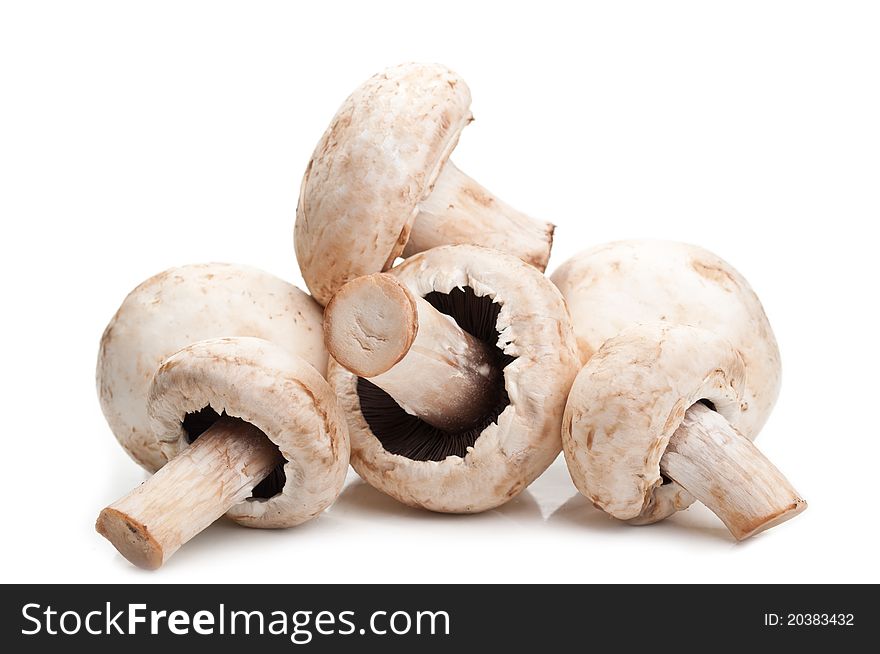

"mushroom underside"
[356,286,515,461]
[182,407,286,499]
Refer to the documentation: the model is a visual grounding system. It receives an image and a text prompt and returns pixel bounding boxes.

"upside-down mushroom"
[295,63,554,305]
[552,240,806,539]
[325,245,580,512]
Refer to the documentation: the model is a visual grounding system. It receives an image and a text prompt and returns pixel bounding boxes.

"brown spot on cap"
[691,258,737,291]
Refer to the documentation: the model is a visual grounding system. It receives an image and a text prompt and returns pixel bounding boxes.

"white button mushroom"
[295,63,555,305]
[98,263,327,471]
[325,245,581,512]
[95,264,348,568]
[552,240,806,539]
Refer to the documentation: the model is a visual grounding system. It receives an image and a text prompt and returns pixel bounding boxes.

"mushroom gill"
[356,286,514,461]
[182,407,286,500]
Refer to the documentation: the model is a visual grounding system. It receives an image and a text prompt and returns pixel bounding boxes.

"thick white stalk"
[96,417,282,569]
[324,273,501,432]
[660,403,807,540]
[406,161,554,271]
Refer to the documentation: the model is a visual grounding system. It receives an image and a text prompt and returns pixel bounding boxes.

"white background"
[1,1,878,584]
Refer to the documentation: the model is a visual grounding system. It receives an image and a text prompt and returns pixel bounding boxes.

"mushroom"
[552,240,806,539]
[95,263,346,568]
[295,62,555,305]
[325,245,580,512]
[97,262,327,471]
[97,337,349,569]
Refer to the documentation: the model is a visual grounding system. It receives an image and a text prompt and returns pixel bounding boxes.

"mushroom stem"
[660,403,807,540]
[405,161,554,271]
[96,416,282,569]
[325,272,503,432]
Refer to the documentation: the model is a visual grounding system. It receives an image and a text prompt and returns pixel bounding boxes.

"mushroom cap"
[562,323,749,523]
[149,337,349,528]
[551,239,780,438]
[295,62,472,305]
[97,263,327,472]
[328,245,581,513]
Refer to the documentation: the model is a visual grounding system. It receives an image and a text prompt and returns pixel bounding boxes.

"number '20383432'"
[764,614,854,626]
